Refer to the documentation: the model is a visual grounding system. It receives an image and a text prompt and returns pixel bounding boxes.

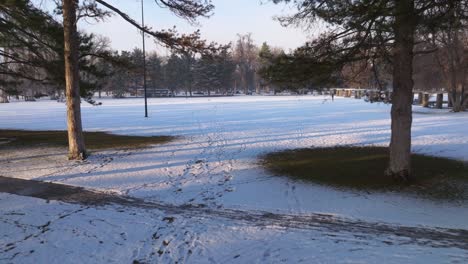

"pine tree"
[271,0,468,180]
[217,48,236,94]
[61,0,218,160]
[193,54,220,95]
[147,53,164,91]
[164,54,187,95]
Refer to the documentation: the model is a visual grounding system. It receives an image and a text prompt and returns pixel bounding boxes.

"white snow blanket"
[1,96,467,263]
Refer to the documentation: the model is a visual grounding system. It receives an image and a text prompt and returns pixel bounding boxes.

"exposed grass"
[262,147,468,201]
[0,129,176,150]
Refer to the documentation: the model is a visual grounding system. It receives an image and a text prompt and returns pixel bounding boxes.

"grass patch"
[262,147,468,201]
[0,129,176,150]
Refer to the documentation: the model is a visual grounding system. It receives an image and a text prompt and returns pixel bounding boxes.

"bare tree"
[434,28,468,112]
[233,34,259,94]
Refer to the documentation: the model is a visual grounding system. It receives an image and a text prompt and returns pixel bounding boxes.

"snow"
[1,96,468,263]
[2,193,467,264]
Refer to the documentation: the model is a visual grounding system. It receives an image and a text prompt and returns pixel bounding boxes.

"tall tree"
[193,51,233,95]
[62,0,85,159]
[234,34,258,93]
[58,0,218,160]
[165,53,187,95]
[217,47,236,94]
[271,0,468,180]
[147,52,164,91]
[434,28,468,112]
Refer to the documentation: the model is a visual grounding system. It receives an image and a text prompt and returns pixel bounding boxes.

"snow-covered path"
[3,192,468,264]
[1,176,468,264]
[1,96,468,263]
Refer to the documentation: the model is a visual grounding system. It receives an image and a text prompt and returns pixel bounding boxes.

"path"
[1,176,467,252]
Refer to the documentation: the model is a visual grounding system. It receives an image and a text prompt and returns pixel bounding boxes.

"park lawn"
[262,146,468,201]
[0,129,176,150]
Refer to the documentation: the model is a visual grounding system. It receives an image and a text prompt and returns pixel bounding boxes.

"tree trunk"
[385,91,391,103]
[462,85,467,111]
[418,92,423,105]
[387,0,415,181]
[462,94,468,111]
[436,94,443,109]
[451,84,465,112]
[63,0,86,160]
[0,89,9,103]
[421,94,430,107]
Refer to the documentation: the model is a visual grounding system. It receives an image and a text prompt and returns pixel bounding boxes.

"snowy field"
[1,96,468,263]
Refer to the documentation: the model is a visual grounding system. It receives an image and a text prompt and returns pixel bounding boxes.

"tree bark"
[462,93,468,111]
[421,94,430,107]
[386,0,415,181]
[0,89,9,103]
[63,0,86,160]
[436,93,443,109]
[418,92,423,105]
[452,84,465,112]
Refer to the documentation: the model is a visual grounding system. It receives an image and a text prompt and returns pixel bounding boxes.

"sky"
[76,0,311,54]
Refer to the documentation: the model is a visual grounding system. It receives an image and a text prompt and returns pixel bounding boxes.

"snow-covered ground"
[1,96,468,263]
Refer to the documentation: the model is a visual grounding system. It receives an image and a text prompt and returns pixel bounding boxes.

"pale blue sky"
[78,0,309,53]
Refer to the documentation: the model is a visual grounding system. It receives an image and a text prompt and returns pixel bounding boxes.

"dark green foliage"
[0,0,63,85]
[262,147,468,200]
[193,48,236,94]
[0,0,118,98]
[259,46,341,89]
[217,48,236,92]
[100,47,236,97]
[165,53,191,93]
[193,54,219,94]
[147,53,164,90]
[269,0,468,86]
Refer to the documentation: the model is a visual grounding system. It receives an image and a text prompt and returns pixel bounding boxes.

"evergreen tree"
[61,0,218,160]
[217,48,236,94]
[193,54,220,95]
[0,0,116,101]
[192,47,235,95]
[147,53,164,90]
[271,0,468,180]
[165,54,187,95]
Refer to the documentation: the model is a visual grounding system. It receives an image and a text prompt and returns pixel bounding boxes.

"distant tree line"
[98,34,288,98]
[0,3,290,102]
[1,17,290,101]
